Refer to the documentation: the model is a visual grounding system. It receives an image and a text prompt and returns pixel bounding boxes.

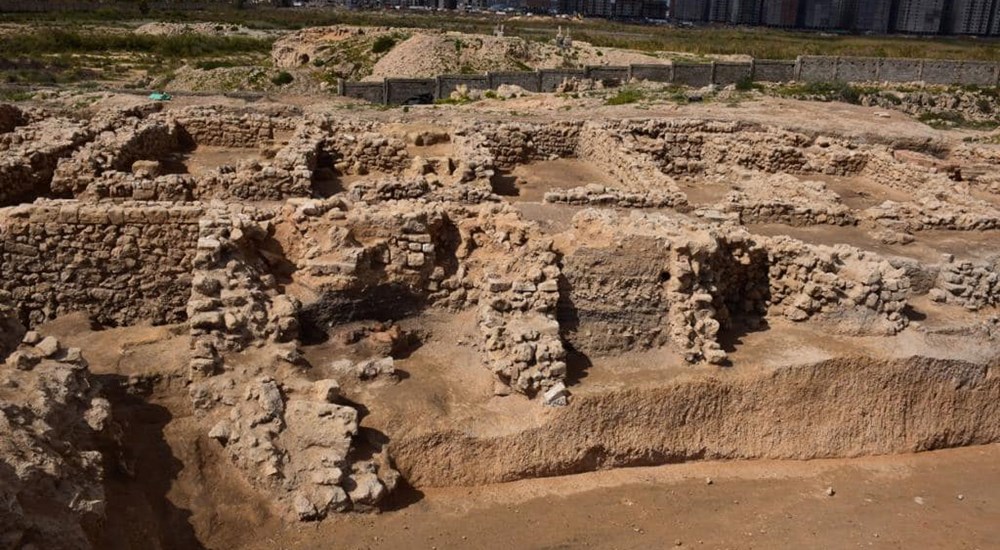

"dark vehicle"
[402,93,434,105]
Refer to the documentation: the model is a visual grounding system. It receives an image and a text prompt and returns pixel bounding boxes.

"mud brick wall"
[0,201,202,327]
[558,237,672,354]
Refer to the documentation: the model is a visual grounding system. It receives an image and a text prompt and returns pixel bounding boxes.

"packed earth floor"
[1,86,999,549]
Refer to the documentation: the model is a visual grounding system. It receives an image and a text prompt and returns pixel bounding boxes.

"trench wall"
[340,55,1000,105]
[0,201,201,327]
[392,356,1000,487]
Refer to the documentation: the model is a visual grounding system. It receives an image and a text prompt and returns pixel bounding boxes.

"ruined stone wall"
[766,238,910,331]
[51,117,179,197]
[623,120,867,178]
[575,122,687,207]
[0,104,26,134]
[468,122,580,169]
[188,206,298,377]
[0,201,201,327]
[558,236,671,355]
[561,210,910,365]
[175,107,298,148]
[324,130,410,176]
[930,255,1000,311]
[719,174,856,226]
[0,118,93,206]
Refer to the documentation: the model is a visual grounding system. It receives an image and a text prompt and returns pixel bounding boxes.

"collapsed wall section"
[558,210,910,365]
[457,122,580,170]
[0,117,94,206]
[174,106,299,148]
[0,201,201,327]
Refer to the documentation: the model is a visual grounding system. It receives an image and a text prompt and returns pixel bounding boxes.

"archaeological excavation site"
[2,58,1000,547]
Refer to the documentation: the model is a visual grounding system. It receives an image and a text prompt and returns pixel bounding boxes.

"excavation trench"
[388,355,999,487]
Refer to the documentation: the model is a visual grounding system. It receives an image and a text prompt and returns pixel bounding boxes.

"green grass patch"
[371,35,397,54]
[606,88,645,105]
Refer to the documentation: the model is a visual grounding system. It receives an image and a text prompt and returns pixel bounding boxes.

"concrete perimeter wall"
[341,56,1000,104]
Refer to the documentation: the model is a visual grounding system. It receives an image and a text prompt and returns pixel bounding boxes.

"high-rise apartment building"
[895,0,946,33]
[853,0,893,32]
[761,0,800,26]
[945,0,998,34]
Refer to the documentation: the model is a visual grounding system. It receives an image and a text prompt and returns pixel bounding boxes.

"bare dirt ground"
[247,444,1000,550]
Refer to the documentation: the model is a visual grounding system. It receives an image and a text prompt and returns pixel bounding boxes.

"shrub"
[271,71,294,86]
[735,76,754,91]
[371,35,397,54]
[605,88,644,105]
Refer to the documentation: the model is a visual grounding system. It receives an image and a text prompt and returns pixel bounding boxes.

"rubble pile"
[718,173,856,226]
[0,332,115,550]
[0,114,94,206]
[51,115,180,197]
[930,254,1000,310]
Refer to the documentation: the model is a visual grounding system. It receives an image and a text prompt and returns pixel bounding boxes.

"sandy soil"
[246,444,1000,550]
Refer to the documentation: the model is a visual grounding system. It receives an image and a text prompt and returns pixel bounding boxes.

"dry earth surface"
[2,27,1000,550]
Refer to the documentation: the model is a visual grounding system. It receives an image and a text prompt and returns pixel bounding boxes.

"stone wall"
[671,63,713,87]
[464,122,580,169]
[753,60,795,82]
[488,71,542,92]
[713,62,752,85]
[0,201,201,327]
[0,104,26,134]
[175,107,298,148]
[51,116,179,197]
[575,122,687,207]
[0,117,94,206]
[540,69,587,92]
[929,255,1000,310]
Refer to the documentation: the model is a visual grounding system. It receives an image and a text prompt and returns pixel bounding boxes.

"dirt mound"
[272,25,668,81]
[135,22,271,39]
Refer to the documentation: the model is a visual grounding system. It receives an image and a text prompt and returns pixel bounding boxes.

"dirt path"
[232,444,1000,550]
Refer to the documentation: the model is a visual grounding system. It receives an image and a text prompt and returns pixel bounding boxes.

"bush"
[271,71,294,86]
[371,35,397,54]
[735,76,754,91]
[605,88,644,105]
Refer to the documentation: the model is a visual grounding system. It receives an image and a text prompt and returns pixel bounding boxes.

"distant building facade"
[894,0,947,32]
[945,0,999,33]
[853,0,894,32]
[761,0,800,26]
